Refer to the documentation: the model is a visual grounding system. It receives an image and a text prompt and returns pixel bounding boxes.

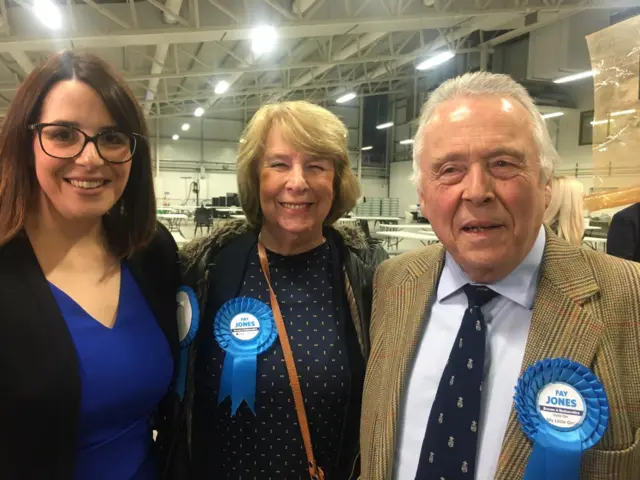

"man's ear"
[418,184,428,219]
[544,178,552,208]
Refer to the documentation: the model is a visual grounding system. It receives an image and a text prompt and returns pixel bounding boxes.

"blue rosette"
[214,297,277,415]
[175,285,200,400]
[514,358,609,480]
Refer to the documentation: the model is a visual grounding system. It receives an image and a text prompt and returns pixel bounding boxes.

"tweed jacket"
[360,230,640,479]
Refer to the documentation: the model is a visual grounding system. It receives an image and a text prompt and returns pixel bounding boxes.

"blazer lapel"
[377,246,445,478]
[495,232,602,479]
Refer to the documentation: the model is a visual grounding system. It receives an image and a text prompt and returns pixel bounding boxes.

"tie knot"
[462,284,498,308]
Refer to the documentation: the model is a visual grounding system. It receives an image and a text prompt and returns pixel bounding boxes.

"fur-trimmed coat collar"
[180,219,369,273]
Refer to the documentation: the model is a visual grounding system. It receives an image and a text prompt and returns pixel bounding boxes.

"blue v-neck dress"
[49,264,173,480]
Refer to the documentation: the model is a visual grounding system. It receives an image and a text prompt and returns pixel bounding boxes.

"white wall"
[150,102,386,207]
[389,161,419,215]
[155,171,238,205]
[360,177,388,199]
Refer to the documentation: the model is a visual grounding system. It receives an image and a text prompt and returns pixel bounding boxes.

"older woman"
[179,100,387,479]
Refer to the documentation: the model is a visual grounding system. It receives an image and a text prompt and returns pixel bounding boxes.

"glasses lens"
[38,125,136,163]
[39,125,84,159]
[97,131,135,163]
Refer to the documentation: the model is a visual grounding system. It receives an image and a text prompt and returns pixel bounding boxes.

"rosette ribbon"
[214,297,277,415]
[176,286,200,400]
[514,358,609,480]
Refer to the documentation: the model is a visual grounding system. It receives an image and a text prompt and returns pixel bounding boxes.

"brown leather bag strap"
[257,242,325,480]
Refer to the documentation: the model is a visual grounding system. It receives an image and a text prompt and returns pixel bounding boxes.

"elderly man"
[360,72,640,480]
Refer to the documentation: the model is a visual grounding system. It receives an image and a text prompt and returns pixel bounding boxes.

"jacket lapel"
[495,232,602,479]
[378,246,445,478]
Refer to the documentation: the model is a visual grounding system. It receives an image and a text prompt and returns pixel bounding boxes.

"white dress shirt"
[396,226,546,480]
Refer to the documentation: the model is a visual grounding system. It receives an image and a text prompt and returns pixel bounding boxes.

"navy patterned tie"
[414,284,498,479]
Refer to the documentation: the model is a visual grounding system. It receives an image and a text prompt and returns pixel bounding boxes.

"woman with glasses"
[0,51,180,479]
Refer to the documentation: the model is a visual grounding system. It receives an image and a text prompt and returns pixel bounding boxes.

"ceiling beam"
[264,0,297,20]
[207,0,240,22]
[0,47,489,92]
[82,0,132,29]
[140,74,427,103]
[0,0,633,51]
[8,49,33,74]
[481,9,581,47]
[339,13,525,94]
[269,32,387,102]
[143,0,185,115]
[201,0,320,112]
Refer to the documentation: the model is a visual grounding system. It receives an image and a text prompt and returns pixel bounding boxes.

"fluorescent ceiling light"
[361,146,373,151]
[553,70,596,84]
[399,139,414,145]
[416,51,455,71]
[33,0,62,30]
[376,122,394,130]
[610,109,636,117]
[336,92,357,104]
[172,134,179,140]
[214,80,229,94]
[251,25,277,55]
[590,119,608,126]
[194,107,204,117]
[541,112,564,119]
[181,123,190,131]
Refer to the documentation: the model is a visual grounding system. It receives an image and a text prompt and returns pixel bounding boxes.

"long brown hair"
[0,51,156,258]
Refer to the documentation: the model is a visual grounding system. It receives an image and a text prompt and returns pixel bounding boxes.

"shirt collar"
[437,225,546,309]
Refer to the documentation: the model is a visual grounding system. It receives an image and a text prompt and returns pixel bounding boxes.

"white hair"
[410,71,559,188]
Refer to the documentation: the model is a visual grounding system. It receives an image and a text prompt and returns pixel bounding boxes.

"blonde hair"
[544,176,585,246]
[236,100,361,228]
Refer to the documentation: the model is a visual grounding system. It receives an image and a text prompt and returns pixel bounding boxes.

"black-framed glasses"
[29,123,142,164]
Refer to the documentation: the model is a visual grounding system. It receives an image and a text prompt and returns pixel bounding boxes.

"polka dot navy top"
[198,241,351,479]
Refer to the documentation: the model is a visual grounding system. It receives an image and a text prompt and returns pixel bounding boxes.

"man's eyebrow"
[432,153,467,168]
[483,147,525,161]
[431,148,525,167]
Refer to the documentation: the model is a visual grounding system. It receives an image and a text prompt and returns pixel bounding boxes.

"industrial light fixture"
[172,134,179,140]
[416,51,455,71]
[361,146,373,151]
[541,112,564,119]
[376,122,394,130]
[590,109,637,126]
[33,0,62,30]
[553,70,596,84]
[399,139,414,145]
[181,123,190,131]
[336,92,357,104]
[251,25,277,55]
[610,109,636,117]
[194,107,204,117]
[214,80,230,94]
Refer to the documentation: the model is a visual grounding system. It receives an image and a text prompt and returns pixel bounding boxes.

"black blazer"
[188,229,367,479]
[607,203,640,262]
[0,224,181,480]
